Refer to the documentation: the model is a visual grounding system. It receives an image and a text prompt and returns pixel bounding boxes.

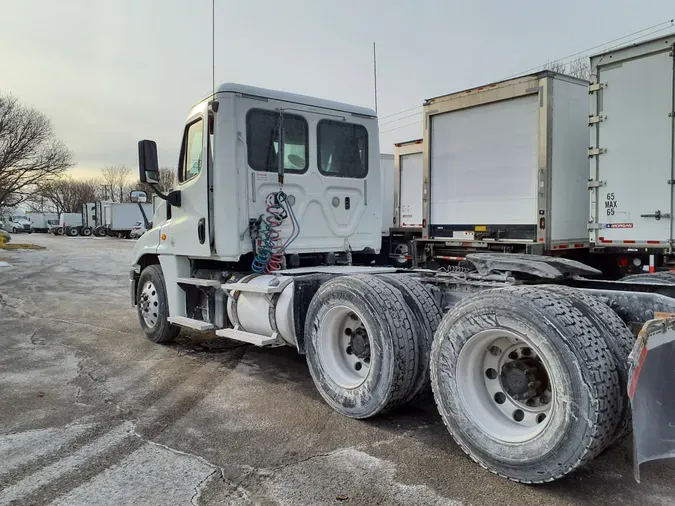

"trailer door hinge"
[589,83,607,93]
[588,114,606,125]
[588,148,607,157]
[669,111,675,117]
[587,180,606,189]
[588,223,603,231]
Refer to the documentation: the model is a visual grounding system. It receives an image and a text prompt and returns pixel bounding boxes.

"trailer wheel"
[304,274,417,419]
[137,264,180,344]
[67,227,79,237]
[95,227,106,237]
[538,285,633,446]
[82,227,93,237]
[379,274,442,404]
[430,286,620,483]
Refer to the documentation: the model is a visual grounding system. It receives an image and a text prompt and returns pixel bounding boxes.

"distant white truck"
[103,202,153,238]
[54,213,83,236]
[0,214,32,234]
[26,212,59,233]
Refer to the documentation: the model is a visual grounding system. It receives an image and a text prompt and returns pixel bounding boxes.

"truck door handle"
[198,218,206,244]
[640,210,671,220]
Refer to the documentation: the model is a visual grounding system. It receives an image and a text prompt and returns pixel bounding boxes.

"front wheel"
[11,227,17,233]
[137,264,180,344]
[430,286,620,483]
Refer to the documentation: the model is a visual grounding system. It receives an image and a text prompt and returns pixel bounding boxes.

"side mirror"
[130,190,148,203]
[138,140,160,184]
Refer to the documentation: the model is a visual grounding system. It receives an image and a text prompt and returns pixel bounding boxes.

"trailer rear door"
[400,152,423,227]
[429,93,539,228]
[592,48,675,245]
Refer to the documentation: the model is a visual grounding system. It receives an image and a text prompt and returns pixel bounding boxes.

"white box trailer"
[421,71,590,257]
[589,35,675,268]
[394,139,424,229]
[380,153,395,236]
[104,202,153,237]
[26,212,58,232]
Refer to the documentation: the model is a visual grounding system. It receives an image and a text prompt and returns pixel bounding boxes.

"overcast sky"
[1,0,673,179]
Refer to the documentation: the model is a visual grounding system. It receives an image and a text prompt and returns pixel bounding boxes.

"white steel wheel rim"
[456,329,554,443]
[317,306,372,389]
[139,281,160,328]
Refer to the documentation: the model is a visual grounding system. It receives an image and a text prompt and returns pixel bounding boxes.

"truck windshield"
[317,120,368,178]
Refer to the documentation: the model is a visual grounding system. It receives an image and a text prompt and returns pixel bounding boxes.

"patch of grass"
[0,244,46,250]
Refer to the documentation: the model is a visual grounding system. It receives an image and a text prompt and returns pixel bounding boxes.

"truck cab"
[3,215,32,234]
[134,83,381,268]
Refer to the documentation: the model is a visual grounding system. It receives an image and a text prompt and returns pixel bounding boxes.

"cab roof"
[212,83,376,118]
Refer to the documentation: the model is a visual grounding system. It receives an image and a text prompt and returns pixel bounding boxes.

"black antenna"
[373,42,378,115]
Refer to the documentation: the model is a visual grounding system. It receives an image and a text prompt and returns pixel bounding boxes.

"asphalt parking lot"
[1,233,674,505]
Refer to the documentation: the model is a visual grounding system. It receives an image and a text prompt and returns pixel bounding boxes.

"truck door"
[164,104,212,257]
[242,102,379,254]
[593,48,675,245]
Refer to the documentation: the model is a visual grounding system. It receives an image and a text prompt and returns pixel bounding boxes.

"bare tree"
[545,57,591,81]
[135,167,176,195]
[101,164,131,202]
[0,93,74,207]
[39,176,100,214]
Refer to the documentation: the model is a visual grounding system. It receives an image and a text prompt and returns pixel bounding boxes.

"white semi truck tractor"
[130,83,675,483]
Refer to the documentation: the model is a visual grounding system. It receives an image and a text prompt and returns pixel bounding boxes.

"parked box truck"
[103,202,153,238]
[26,212,58,233]
[588,34,675,275]
[415,71,590,266]
[56,213,83,236]
[387,139,424,264]
[380,153,395,236]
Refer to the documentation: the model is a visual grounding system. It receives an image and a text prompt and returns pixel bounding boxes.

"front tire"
[11,227,17,234]
[430,286,620,483]
[304,275,417,419]
[137,264,180,344]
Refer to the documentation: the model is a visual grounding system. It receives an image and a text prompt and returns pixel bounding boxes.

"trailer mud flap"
[628,317,675,482]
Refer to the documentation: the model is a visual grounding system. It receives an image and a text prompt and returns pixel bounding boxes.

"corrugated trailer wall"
[589,34,675,251]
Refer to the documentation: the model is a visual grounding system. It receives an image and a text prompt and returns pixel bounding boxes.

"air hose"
[251,191,300,273]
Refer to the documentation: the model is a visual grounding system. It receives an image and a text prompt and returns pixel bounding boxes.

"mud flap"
[628,316,675,482]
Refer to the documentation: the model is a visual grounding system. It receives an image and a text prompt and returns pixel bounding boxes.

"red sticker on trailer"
[605,223,634,228]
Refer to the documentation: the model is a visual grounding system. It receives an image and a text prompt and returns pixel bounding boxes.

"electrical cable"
[251,191,300,274]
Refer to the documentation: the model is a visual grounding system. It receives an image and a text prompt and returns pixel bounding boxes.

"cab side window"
[179,118,204,183]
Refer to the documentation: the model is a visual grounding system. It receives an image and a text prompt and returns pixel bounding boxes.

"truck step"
[215,328,283,347]
[222,278,292,294]
[167,316,215,331]
[176,277,221,288]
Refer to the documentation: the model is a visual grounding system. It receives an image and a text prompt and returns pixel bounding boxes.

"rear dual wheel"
[430,286,621,483]
[304,275,418,419]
